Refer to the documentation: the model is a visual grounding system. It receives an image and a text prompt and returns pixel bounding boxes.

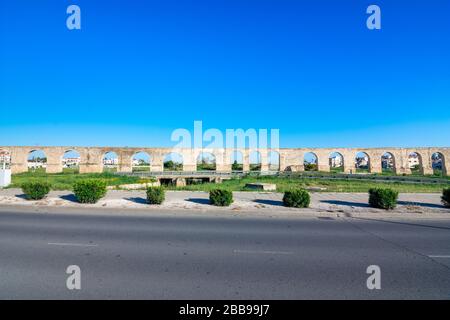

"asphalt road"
[0,207,450,299]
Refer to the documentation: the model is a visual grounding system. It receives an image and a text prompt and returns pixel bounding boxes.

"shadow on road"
[320,200,369,208]
[397,200,446,209]
[15,194,28,200]
[124,197,148,204]
[253,199,284,206]
[59,194,78,203]
[186,198,210,205]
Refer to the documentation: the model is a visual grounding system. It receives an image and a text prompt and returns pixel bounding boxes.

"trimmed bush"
[209,189,233,206]
[146,187,165,205]
[368,188,398,210]
[73,179,107,204]
[442,188,450,208]
[283,189,310,208]
[21,181,51,200]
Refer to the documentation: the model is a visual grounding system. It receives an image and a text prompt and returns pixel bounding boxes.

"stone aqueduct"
[0,146,449,176]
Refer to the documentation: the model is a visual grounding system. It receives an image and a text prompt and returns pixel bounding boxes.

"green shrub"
[73,179,107,203]
[442,188,450,208]
[283,189,310,208]
[21,181,51,200]
[209,189,233,206]
[146,187,165,204]
[368,188,398,210]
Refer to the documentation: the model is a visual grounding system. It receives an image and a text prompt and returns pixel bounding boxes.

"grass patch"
[9,171,449,193]
[10,171,142,190]
[164,175,448,193]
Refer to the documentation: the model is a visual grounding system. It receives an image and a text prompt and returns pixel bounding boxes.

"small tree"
[73,179,107,203]
[368,188,398,210]
[209,189,233,206]
[146,187,165,205]
[21,181,51,200]
[283,189,310,208]
[442,188,450,208]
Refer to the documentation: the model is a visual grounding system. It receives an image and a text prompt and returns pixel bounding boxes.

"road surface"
[0,207,449,299]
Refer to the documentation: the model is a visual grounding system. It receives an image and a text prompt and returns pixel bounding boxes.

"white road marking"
[48,242,98,247]
[233,249,293,255]
[428,255,450,258]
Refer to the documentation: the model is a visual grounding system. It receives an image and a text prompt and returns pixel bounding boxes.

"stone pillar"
[442,151,449,176]
[79,148,103,174]
[342,152,355,174]
[175,178,186,187]
[183,149,197,172]
[10,147,28,174]
[421,150,433,175]
[366,151,382,174]
[118,151,133,173]
[395,149,410,174]
[214,149,231,172]
[151,154,164,172]
[259,149,269,172]
[316,150,330,172]
[279,152,287,172]
[45,149,63,173]
[243,149,250,172]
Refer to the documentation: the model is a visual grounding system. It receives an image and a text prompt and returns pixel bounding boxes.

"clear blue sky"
[1,0,449,148]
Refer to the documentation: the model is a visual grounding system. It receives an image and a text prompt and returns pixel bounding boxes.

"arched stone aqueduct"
[0,146,448,176]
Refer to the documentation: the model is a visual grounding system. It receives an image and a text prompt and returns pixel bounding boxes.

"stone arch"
[355,151,370,173]
[28,149,47,173]
[249,151,261,171]
[329,152,344,173]
[103,151,119,173]
[62,149,81,173]
[132,151,151,172]
[164,152,183,171]
[381,152,396,174]
[408,151,423,175]
[231,150,243,172]
[197,152,216,171]
[0,149,11,169]
[304,152,318,171]
[268,151,280,171]
[431,152,446,176]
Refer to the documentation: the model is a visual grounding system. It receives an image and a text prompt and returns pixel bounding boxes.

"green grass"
[8,171,449,193]
[164,175,448,193]
[10,171,143,190]
[330,166,344,173]
[197,163,216,171]
[63,167,79,174]
[132,166,151,173]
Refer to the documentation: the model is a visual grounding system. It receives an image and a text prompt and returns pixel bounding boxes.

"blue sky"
[1,0,449,148]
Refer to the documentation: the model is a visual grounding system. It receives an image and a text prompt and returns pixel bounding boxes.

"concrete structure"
[0,146,448,176]
[0,167,11,187]
[245,183,277,191]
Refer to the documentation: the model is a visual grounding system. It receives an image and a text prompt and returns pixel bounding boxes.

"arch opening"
[132,152,151,172]
[329,152,344,173]
[408,152,423,175]
[355,152,370,173]
[0,149,11,169]
[249,151,261,171]
[197,152,216,171]
[268,151,280,171]
[304,152,318,171]
[103,151,118,173]
[164,153,183,171]
[62,150,80,174]
[28,150,47,173]
[431,152,445,176]
[231,151,243,172]
[381,152,395,174]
